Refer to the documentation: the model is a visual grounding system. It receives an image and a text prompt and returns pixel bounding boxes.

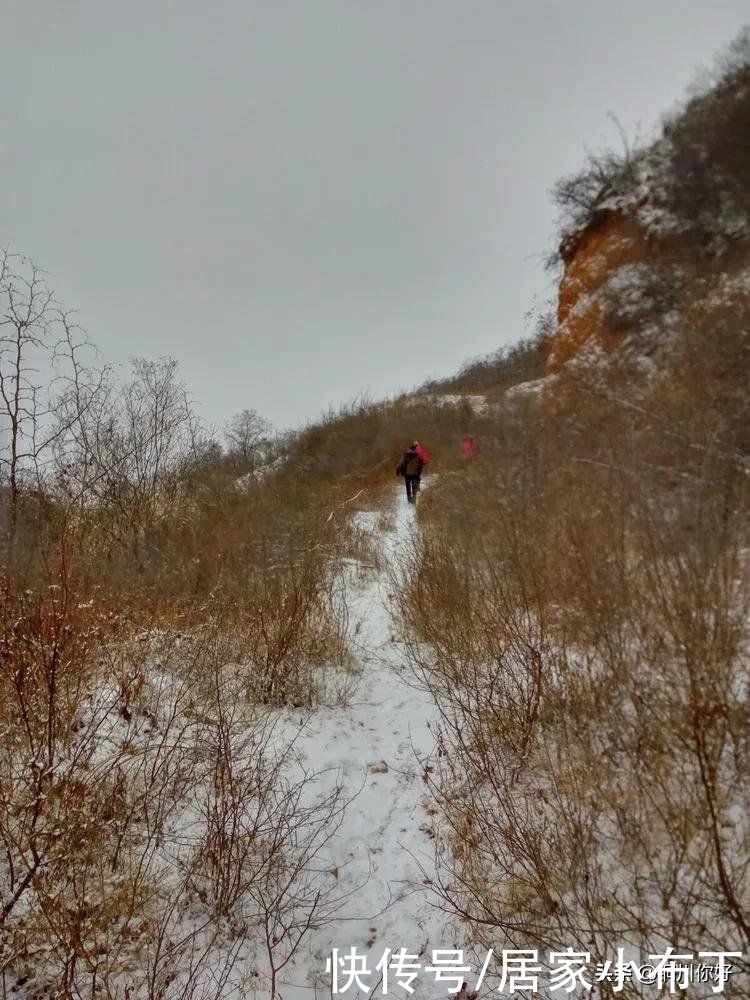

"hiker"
[396,440,425,504]
[456,983,478,1000]
[460,435,478,457]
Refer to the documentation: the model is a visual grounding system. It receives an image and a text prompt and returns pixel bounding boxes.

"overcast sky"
[0,2,746,431]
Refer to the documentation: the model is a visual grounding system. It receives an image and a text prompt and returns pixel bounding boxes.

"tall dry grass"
[0,563,352,997]
[394,338,750,994]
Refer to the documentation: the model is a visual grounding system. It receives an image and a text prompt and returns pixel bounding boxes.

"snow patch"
[264,484,458,998]
[406,393,488,413]
[235,455,285,489]
[505,375,555,399]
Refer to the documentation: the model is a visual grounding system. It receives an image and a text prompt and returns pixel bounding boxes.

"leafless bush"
[223,407,273,474]
[393,376,750,995]
[664,33,750,252]
[55,356,200,559]
[551,116,643,251]
[419,326,549,396]
[0,251,104,553]
[0,569,352,997]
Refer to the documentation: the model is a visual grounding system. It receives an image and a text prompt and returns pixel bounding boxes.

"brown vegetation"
[391,37,750,992]
[395,340,749,992]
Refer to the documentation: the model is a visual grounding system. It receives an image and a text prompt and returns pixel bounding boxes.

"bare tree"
[57,356,200,557]
[224,407,272,469]
[0,250,102,546]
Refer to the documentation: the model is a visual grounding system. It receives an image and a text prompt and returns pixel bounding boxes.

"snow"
[266,484,459,998]
[1,486,463,998]
[436,394,487,412]
[235,455,285,489]
[405,393,488,414]
[505,375,554,399]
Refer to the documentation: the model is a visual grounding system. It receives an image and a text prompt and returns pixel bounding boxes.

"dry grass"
[0,569,351,996]
[393,338,750,992]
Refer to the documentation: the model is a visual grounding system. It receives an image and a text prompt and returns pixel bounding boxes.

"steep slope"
[546,49,750,381]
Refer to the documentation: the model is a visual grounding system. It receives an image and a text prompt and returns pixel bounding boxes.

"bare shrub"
[0,251,103,552]
[223,407,273,474]
[664,33,750,252]
[419,325,550,396]
[0,568,351,997]
[551,116,643,251]
[394,372,750,994]
[55,356,200,560]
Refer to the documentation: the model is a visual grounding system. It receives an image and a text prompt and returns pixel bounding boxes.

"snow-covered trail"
[277,485,458,999]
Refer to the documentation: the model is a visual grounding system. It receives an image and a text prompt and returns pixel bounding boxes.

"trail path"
[278,485,459,999]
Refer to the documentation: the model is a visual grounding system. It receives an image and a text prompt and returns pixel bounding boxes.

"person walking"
[396,441,425,504]
[460,435,478,457]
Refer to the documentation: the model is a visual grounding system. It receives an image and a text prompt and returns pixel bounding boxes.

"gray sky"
[0,2,746,432]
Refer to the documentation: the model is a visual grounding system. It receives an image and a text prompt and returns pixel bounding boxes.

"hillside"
[547,35,750,392]
[394,37,750,998]
[0,30,748,1000]
[270,40,750,485]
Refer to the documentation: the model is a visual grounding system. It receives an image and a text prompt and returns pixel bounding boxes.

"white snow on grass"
[505,375,555,399]
[235,455,285,489]
[270,484,459,999]
[404,393,488,413]
[2,486,460,999]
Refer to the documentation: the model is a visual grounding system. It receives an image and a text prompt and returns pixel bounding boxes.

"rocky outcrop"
[546,210,650,372]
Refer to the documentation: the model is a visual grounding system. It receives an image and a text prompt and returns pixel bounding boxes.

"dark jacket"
[396,448,424,477]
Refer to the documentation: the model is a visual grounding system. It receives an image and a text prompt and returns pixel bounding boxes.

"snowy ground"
[271,484,461,1000]
[405,393,488,413]
[2,483,462,1000]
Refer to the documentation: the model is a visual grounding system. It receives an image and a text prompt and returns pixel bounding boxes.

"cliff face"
[543,55,750,376]
[546,211,650,372]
